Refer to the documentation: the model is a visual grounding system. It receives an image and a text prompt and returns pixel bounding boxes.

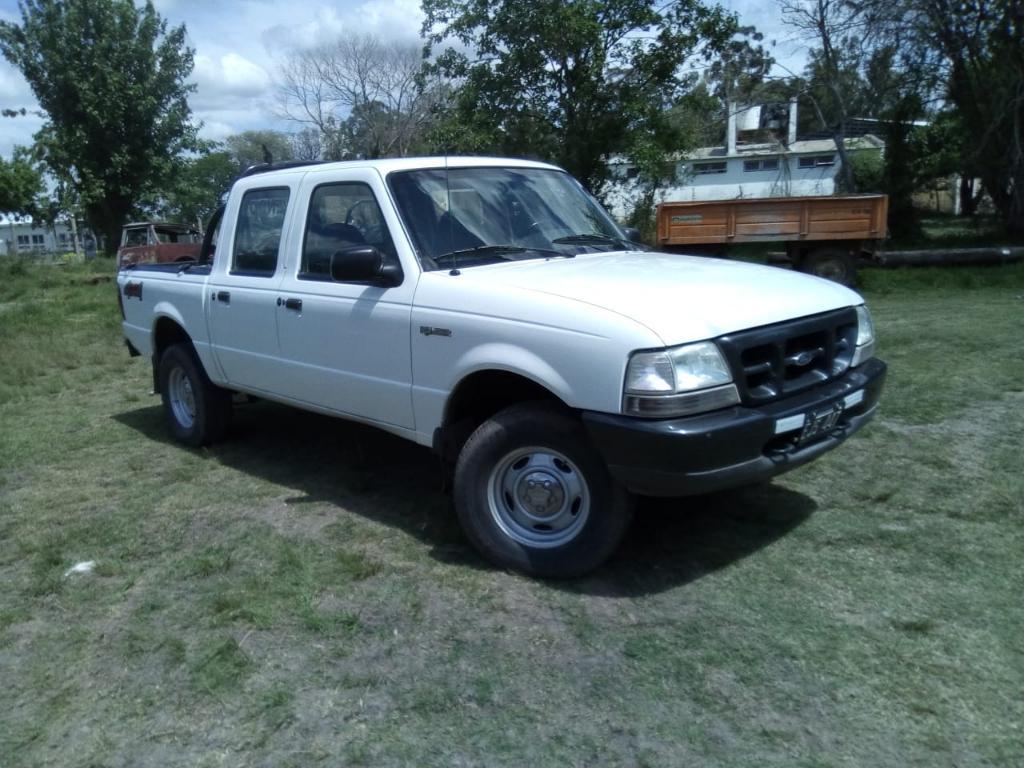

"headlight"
[852,305,875,367]
[623,341,739,418]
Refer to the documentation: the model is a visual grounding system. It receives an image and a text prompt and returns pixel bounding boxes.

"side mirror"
[330,245,402,286]
[621,226,643,244]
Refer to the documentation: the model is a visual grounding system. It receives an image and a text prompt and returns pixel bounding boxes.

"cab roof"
[238,155,564,180]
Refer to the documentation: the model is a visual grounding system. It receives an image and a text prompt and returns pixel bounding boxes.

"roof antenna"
[262,144,273,165]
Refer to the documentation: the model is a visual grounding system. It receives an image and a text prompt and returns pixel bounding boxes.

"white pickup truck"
[118,156,886,577]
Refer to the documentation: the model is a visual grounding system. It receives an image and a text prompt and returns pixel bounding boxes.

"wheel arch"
[435,368,570,463]
[151,313,194,394]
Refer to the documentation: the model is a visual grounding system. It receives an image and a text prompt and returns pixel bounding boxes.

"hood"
[459,250,863,346]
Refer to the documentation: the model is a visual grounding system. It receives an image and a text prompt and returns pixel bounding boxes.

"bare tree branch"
[275,34,445,159]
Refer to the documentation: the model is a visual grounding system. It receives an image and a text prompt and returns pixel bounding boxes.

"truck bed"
[657,195,888,246]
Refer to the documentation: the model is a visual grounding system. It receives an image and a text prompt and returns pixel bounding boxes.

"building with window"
[604,101,885,220]
[0,217,80,256]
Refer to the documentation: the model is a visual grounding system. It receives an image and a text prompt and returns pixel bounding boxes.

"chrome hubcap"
[168,367,196,429]
[487,447,590,548]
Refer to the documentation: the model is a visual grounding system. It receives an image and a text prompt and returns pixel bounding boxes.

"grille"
[717,308,858,405]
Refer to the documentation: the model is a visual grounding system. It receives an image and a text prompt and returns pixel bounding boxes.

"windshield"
[154,227,199,244]
[388,166,629,270]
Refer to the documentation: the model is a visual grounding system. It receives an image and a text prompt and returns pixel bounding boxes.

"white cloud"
[728,0,809,76]
[0,52,37,104]
[191,51,271,108]
[0,113,42,157]
[196,118,237,143]
[262,7,348,52]
[261,0,422,52]
[0,56,43,156]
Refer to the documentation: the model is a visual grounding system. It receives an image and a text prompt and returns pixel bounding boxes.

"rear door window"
[232,188,290,276]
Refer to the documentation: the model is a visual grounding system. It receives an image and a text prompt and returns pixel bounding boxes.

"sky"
[0,0,809,159]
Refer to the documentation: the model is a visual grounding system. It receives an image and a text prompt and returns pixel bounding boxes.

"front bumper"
[582,358,887,497]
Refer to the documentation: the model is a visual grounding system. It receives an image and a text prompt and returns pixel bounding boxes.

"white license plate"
[797,402,844,444]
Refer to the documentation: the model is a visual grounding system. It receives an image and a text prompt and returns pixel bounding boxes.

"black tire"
[801,248,857,286]
[158,343,232,447]
[453,402,633,578]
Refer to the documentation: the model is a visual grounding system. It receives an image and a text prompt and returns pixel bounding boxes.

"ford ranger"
[117,157,886,578]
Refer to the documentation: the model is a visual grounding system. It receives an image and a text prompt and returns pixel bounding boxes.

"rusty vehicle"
[116,222,201,267]
[656,194,889,285]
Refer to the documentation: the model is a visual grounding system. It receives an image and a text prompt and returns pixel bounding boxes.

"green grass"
[1,256,1022,766]
[892,213,1024,250]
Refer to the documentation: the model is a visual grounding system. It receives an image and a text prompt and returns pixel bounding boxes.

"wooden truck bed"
[657,195,889,247]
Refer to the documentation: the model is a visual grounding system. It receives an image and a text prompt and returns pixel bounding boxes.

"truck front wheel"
[158,343,232,447]
[453,402,633,578]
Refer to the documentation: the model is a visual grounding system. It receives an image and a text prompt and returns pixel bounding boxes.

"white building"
[0,216,80,256]
[604,101,885,220]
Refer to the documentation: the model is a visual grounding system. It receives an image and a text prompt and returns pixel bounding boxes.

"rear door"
[207,182,295,393]
[273,167,417,429]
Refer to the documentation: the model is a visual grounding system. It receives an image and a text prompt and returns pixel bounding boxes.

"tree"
[918,0,1023,233]
[706,25,774,105]
[421,0,741,191]
[278,34,444,160]
[290,127,323,161]
[224,130,295,170]
[844,0,1023,233]
[0,0,198,253]
[779,0,874,191]
[0,147,44,218]
[158,150,237,230]
[153,131,301,229]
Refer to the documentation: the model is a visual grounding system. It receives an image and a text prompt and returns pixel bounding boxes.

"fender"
[451,342,575,405]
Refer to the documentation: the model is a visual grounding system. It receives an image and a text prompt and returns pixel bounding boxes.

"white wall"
[0,221,76,256]
[604,154,843,220]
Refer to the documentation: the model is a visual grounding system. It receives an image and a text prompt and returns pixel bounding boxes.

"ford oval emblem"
[793,351,815,366]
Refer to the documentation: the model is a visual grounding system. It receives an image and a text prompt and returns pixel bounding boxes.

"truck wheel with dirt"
[158,343,232,447]
[801,247,857,286]
[453,402,633,578]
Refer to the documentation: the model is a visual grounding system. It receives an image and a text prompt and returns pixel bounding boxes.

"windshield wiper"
[551,233,628,249]
[434,243,572,266]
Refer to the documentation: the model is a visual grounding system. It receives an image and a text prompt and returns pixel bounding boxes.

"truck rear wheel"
[801,247,857,286]
[158,343,232,447]
[453,402,633,578]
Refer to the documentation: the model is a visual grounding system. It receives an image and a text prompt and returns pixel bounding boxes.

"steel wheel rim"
[168,367,196,429]
[486,446,590,548]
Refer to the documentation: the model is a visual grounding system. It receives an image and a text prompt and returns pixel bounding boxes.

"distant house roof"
[801,117,927,140]
[0,213,82,227]
[684,134,883,161]
[603,134,883,166]
[123,222,198,231]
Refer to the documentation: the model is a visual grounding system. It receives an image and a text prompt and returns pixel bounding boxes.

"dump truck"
[656,194,889,285]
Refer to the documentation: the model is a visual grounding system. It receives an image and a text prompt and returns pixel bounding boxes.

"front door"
[274,170,416,429]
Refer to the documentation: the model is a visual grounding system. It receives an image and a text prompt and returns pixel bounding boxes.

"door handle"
[216,290,230,304]
[282,297,302,311]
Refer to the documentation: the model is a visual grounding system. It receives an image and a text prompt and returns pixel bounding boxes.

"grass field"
[1,257,1022,767]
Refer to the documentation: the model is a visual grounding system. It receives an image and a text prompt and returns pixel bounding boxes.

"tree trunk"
[833,129,856,193]
[959,175,977,217]
[86,196,131,258]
